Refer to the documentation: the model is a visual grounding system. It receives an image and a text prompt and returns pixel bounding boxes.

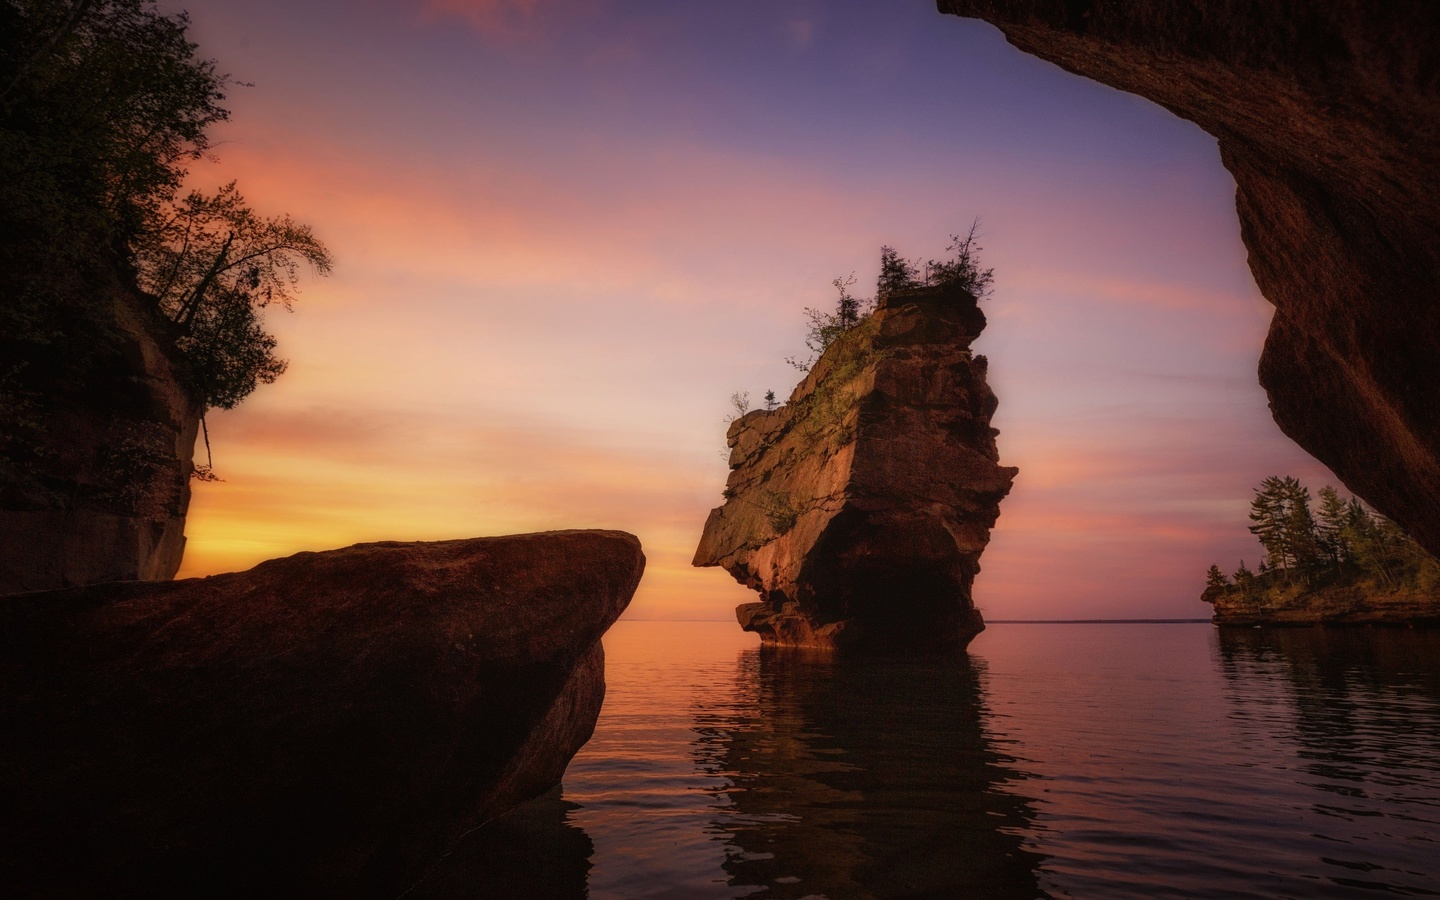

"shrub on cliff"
[787,274,867,372]
[786,225,991,373]
[925,221,994,300]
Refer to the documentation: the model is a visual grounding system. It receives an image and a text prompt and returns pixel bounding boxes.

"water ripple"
[412,622,1440,899]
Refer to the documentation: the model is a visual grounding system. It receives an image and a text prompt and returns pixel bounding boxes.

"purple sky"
[169,0,1340,620]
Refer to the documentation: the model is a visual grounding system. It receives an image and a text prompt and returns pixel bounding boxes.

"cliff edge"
[694,284,1017,650]
[937,1,1440,559]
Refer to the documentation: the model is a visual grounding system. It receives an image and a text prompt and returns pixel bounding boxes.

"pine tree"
[1205,564,1229,592]
[835,274,861,329]
[877,246,919,301]
[1316,485,1350,568]
[1279,477,1322,578]
[764,390,777,411]
[1233,560,1257,603]
[1248,476,1291,571]
[1248,476,1324,580]
[1342,499,1396,589]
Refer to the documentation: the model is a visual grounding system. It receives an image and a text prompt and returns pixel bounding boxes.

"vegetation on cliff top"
[786,222,992,373]
[1,0,329,479]
[1203,476,1440,612]
[722,226,993,463]
[716,228,996,537]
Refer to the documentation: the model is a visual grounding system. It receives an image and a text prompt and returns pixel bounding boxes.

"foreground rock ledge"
[695,284,1017,651]
[937,1,1440,558]
[0,529,644,900]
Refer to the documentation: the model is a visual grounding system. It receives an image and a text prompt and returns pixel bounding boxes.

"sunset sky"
[170,0,1339,621]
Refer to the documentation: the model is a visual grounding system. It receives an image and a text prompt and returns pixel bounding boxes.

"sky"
[169,0,1340,621]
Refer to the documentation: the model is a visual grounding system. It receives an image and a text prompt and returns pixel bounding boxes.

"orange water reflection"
[412,622,1440,899]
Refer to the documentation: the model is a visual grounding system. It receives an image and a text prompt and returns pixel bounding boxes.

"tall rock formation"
[937,1,1440,558]
[0,271,201,594]
[0,529,644,899]
[694,284,1017,650]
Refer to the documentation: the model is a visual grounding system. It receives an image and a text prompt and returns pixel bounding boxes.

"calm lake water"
[410,621,1440,899]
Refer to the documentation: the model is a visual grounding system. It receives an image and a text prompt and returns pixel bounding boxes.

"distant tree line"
[1205,476,1440,604]
[1,0,329,477]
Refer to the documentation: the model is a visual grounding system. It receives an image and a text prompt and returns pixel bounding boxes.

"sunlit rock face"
[0,281,200,595]
[694,285,1017,650]
[0,530,644,899]
[939,0,1440,556]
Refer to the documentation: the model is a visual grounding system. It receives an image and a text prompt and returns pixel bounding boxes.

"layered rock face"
[0,281,200,594]
[0,529,644,899]
[937,1,1440,557]
[694,284,1017,650]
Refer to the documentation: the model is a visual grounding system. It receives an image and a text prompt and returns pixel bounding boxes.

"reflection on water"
[1217,628,1440,897]
[697,649,1045,899]
[404,786,592,899]
[411,622,1440,899]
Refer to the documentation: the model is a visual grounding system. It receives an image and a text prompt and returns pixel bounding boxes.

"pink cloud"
[421,0,596,38]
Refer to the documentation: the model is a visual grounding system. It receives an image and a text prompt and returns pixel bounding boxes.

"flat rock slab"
[0,529,644,899]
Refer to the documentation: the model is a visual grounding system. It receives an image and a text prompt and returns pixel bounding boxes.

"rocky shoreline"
[1206,582,1440,628]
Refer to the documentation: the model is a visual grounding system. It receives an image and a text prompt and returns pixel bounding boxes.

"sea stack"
[694,283,1017,650]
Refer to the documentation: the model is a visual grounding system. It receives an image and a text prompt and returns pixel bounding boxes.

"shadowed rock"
[694,284,1016,650]
[938,0,1440,557]
[0,529,644,899]
[0,285,200,595]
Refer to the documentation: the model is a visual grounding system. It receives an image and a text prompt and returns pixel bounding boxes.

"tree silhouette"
[135,183,331,410]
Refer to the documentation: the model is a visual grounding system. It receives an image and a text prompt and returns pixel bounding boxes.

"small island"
[693,234,1017,650]
[1203,476,1440,625]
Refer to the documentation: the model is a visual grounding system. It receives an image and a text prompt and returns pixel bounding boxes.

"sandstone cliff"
[0,269,201,594]
[694,284,1017,650]
[937,1,1440,558]
[0,529,644,899]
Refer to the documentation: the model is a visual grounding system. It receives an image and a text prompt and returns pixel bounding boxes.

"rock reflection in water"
[694,647,1046,899]
[403,786,591,900]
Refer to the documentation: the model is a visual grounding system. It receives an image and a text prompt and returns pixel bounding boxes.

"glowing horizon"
[172,0,1339,621]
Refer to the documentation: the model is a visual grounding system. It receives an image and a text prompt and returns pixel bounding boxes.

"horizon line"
[986,618,1212,624]
[618,617,1215,625]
